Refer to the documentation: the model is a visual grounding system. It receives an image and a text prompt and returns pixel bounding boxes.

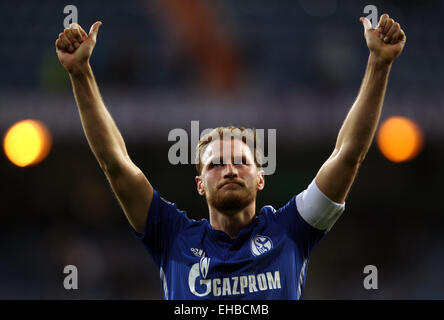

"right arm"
[55,22,153,234]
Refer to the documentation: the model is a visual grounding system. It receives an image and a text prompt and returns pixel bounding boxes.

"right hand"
[55,21,102,74]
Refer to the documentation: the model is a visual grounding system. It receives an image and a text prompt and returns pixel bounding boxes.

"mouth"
[219,181,243,189]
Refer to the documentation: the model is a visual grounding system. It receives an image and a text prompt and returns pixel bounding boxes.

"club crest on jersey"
[251,235,273,256]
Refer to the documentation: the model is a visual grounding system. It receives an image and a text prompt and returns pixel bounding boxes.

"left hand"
[360,14,406,64]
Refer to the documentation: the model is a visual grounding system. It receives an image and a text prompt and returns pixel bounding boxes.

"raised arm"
[55,22,153,234]
[315,14,406,204]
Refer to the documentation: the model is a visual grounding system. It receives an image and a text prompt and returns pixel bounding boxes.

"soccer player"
[55,14,405,299]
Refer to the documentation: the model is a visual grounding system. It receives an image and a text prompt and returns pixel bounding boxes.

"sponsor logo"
[199,257,211,279]
[188,254,281,297]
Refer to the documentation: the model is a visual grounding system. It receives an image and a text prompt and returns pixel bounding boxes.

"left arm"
[315,14,406,204]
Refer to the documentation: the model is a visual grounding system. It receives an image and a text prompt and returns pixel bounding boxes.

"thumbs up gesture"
[360,14,406,64]
[55,21,102,74]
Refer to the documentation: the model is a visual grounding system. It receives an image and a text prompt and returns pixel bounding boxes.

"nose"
[223,163,238,179]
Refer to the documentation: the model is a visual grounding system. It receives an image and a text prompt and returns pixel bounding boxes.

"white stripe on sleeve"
[160,267,168,300]
[297,258,308,300]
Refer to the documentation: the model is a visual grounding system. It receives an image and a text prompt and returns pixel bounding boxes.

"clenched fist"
[360,14,406,64]
[55,21,102,74]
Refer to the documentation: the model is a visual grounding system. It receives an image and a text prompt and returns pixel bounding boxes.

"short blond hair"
[195,126,264,175]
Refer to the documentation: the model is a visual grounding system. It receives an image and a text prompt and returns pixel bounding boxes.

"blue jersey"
[132,188,332,300]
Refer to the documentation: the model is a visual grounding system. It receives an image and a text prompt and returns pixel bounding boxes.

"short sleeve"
[270,195,327,257]
[130,189,192,267]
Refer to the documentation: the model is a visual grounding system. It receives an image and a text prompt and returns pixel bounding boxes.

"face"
[196,138,265,214]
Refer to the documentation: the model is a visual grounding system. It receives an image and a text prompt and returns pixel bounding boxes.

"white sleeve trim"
[295,179,345,231]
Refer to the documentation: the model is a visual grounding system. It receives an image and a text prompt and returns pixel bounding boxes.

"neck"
[208,201,256,239]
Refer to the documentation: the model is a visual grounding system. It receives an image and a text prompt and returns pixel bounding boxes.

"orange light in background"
[377,116,423,163]
[3,119,52,167]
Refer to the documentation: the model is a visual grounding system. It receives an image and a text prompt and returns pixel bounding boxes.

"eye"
[208,162,222,169]
[234,156,248,165]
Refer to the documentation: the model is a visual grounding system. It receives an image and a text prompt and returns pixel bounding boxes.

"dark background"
[0,0,443,299]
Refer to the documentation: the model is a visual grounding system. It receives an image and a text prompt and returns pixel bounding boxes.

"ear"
[256,169,265,191]
[195,175,206,196]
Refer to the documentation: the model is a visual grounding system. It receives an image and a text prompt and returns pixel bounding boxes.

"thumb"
[359,17,372,33]
[88,21,102,42]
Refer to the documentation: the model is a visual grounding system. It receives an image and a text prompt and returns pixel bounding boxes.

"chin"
[210,188,256,213]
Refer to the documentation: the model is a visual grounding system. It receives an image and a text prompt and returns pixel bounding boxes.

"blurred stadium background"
[0,0,443,299]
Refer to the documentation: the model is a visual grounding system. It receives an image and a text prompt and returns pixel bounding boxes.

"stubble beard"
[206,185,256,215]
